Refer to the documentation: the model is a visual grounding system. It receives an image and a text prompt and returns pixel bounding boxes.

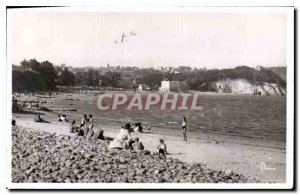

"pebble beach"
[12,126,252,183]
[11,93,286,183]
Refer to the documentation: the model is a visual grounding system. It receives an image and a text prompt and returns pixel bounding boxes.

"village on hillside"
[12,60,286,95]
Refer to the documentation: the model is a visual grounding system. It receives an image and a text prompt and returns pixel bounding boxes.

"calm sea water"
[53,94,286,143]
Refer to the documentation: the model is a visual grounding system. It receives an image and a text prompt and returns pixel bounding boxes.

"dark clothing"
[182,119,187,141]
[97,130,104,140]
[158,148,165,155]
[133,141,144,150]
[34,115,50,123]
[182,126,187,141]
[77,128,85,136]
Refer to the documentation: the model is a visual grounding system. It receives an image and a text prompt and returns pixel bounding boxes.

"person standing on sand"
[182,117,187,141]
[86,114,94,137]
[88,114,94,130]
[81,114,87,126]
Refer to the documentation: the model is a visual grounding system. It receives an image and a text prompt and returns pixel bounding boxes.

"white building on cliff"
[159,79,185,92]
[137,84,150,91]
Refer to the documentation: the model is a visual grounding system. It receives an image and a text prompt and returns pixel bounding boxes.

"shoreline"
[14,89,286,96]
[11,92,286,183]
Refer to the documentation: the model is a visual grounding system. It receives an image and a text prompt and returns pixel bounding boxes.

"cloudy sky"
[9,11,287,69]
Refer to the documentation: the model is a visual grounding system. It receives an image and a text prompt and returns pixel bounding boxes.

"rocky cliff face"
[214,79,286,95]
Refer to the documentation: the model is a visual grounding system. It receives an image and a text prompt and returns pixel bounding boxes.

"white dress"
[109,129,131,149]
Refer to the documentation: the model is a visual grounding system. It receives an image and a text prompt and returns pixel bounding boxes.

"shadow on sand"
[167,152,186,156]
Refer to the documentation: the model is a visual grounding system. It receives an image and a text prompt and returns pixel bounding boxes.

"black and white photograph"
[5,5,294,189]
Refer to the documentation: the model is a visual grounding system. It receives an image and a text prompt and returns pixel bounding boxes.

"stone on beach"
[224,169,234,177]
[12,126,253,183]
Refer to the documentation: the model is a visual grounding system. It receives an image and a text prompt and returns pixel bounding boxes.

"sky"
[9,11,287,69]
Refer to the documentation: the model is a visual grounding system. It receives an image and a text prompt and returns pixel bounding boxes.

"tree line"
[12,59,286,92]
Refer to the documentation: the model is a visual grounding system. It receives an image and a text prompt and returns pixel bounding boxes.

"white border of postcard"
[5,5,294,189]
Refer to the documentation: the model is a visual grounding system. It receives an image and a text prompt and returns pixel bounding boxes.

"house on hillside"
[159,79,185,92]
[137,84,150,91]
[256,65,262,71]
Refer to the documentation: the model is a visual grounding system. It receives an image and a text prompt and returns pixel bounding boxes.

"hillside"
[12,60,287,93]
[267,67,286,82]
[12,69,56,92]
[178,66,286,92]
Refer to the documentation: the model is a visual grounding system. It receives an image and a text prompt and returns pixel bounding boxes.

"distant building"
[137,84,150,91]
[98,79,102,86]
[171,69,180,74]
[159,79,185,92]
[256,65,262,71]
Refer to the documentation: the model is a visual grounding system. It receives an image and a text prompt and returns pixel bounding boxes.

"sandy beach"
[12,93,286,183]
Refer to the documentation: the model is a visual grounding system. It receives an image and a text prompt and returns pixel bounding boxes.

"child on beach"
[182,117,187,141]
[70,120,78,133]
[93,127,104,140]
[88,114,94,130]
[77,124,85,136]
[81,114,88,126]
[154,139,167,156]
[83,114,94,137]
[132,137,144,151]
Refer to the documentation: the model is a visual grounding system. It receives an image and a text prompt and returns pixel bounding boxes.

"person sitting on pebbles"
[70,120,79,133]
[132,137,144,151]
[12,119,16,126]
[92,127,104,140]
[77,124,86,136]
[153,139,168,156]
[108,123,133,150]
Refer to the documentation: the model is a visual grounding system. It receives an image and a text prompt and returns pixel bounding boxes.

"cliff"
[213,79,286,96]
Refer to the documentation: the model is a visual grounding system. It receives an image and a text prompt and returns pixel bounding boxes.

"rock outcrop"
[214,79,286,95]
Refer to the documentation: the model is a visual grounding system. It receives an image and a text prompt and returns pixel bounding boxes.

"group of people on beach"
[13,93,189,157]
[67,114,105,139]
[109,123,146,150]
[108,123,168,156]
[12,95,48,113]
[12,96,26,113]
[78,114,94,136]
[57,113,168,156]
